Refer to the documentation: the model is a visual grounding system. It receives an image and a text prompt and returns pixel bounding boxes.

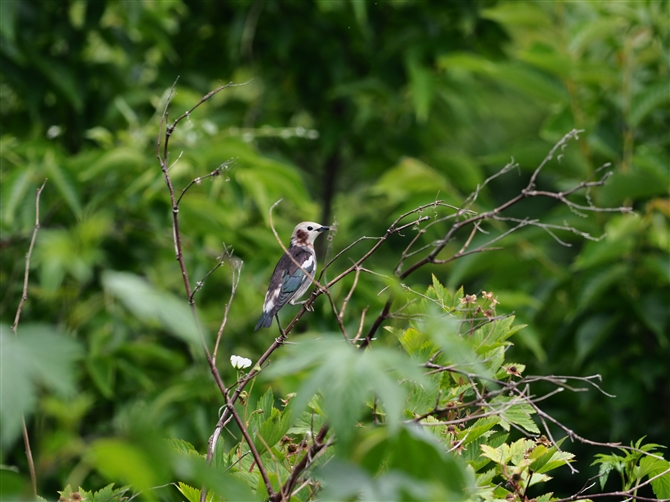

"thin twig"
[11,179,47,499]
[12,180,47,334]
[212,256,242,363]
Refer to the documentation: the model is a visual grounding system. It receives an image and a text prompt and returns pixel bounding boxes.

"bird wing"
[256,247,316,330]
[276,247,315,307]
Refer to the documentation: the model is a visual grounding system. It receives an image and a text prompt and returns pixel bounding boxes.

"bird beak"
[318,226,330,232]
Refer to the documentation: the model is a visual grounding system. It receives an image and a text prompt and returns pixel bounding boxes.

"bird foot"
[290,299,314,311]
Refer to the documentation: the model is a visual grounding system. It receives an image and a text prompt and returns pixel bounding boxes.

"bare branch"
[177,159,235,207]
[12,179,47,334]
[212,254,243,364]
[11,178,47,499]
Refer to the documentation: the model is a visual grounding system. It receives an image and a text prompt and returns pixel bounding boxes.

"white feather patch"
[263,288,279,313]
[301,255,314,272]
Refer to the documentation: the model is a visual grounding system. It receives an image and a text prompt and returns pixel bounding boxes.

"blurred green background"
[1,0,668,499]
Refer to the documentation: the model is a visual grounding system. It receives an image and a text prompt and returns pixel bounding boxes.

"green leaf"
[102,271,203,347]
[472,315,520,352]
[44,152,83,218]
[386,426,472,492]
[398,327,436,357]
[481,443,509,465]
[176,482,203,502]
[372,157,449,205]
[265,336,429,445]
[462,417,500,446]
[481,2,552,28]
[639,456,670,499]
[419,311,491,379]
[2,166,33,227]
[87,483,131,502]
[568,17,627,55]
[429,274,452,307]
[255,407,292,455]
[89,438,168,494]
[529,441,575,474]
[492,62,567,103]
[322,426,472,500]
[168,438,199,455]
[86,356,116,399]
[496,399,540,434]
[0,323,83,449]
[251,387,276,431]
[0,0,18,41]
[406,51,434,123]
[79,147,147,182]
[630,82,670,127]
[574,314,619,366]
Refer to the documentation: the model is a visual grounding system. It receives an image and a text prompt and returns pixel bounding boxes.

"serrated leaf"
[176,482,203,502]
[496,400,540,434]
[251,387,275,432]
[398,327,435,356]
[0,323,83,449]
[596,459,615,491]
[480,444,509,465]
[463,417,500,445]
[530,440,575,474]
[87,483,131,502]
[254,407,292,454]
[265,336,429,445]
[640,456,670,499]
[472,315,520,351]
[168,438,199,455]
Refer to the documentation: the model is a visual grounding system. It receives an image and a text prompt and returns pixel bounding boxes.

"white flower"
[230,355,252,370]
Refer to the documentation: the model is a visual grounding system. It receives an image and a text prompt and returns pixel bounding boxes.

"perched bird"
[255,222,330,331]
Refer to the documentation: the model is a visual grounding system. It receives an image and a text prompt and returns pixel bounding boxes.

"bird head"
[291,221,329,246]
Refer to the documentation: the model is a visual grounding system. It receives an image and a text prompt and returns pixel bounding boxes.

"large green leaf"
[0,323,83,448]
[101,271,203,347]
[265,336,429,445]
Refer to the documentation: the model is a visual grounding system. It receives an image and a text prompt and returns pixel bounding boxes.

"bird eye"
[307,226,313,231]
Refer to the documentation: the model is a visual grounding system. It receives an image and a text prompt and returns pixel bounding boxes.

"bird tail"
[254,311,273,331]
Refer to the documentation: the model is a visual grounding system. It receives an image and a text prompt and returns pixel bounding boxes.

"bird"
[255,221,330,331]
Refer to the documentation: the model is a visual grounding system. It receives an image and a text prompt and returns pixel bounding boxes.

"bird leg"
[290,299,314,311]
[274,314,288,345]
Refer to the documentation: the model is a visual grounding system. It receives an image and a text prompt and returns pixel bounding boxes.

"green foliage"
[1,1,668,500]
[0,324,83,449]
[57,483,130,502]
[592,439,670,499]
[266,336,428,445]
[120,281,584,501]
